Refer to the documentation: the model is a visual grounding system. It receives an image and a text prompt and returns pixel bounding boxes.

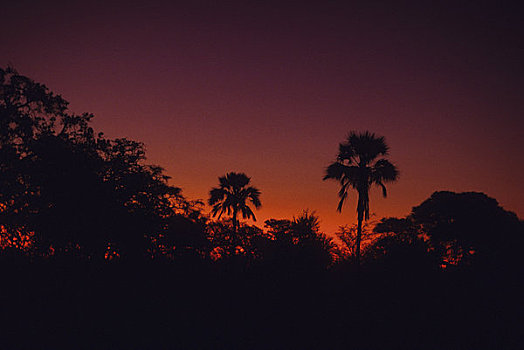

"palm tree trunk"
[356,209,363,265]
[231,207,238,256]
[232,207,238,234]
[355,191,365,266]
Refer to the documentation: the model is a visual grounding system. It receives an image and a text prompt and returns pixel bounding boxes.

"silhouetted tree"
[410,191,523,269]
[324,131,398,265]
[96,137,185,260]
[208,172,261,233]
[0,66,104,256]
[0,66,194,260]
[366,192,524,270]
[160,198,210,260]
[366,217,436,270]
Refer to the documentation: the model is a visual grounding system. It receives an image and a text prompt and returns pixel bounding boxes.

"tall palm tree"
[208,172,261,233]
[323,131,399,265]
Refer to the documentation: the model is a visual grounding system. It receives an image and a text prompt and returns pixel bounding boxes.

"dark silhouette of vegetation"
[256,210,336,270]
[1,67,523,349]
[208,172,261,233]
[365,192,524,271]
[0,66,202,260]
[206,218,263,261]
[366,217,437,270]
[324,131,399,264]
[334,220,379,259]
[412,191,523,269]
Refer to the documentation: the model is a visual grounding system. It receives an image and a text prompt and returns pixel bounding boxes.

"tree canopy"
[0,67,203,260]
[208,172,261,233]
[367,191,524,270]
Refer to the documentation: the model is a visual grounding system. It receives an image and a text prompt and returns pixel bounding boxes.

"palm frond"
[337,191,348,212]
[323,162,345,180]
[240,205,256,220]
[346,131,389,164]
[208,187,226,205]
[247,186,262,208]
[337,143,354,162]
[377,181,387,198]
[372,159,399,182]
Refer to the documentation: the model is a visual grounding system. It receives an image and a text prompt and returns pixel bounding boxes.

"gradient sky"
[2,1,523,234]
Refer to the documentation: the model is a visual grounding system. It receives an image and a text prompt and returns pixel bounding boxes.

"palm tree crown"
[323,131,398,263]
[208,172,261,232]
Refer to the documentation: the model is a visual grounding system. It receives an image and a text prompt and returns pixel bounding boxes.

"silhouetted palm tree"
[323,131,398,265]
[209,172,261,233]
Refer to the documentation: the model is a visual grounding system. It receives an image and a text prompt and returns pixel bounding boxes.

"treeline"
[1,67,524,349]
[1,66,522,273]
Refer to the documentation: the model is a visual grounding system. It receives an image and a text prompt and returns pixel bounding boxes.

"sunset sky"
[2,1,523,234]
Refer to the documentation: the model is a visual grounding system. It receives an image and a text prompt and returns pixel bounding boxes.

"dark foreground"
[1,258,522,350]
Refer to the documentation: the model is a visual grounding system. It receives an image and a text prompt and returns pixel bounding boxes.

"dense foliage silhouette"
[255,210,336,270]
[414,191,523,269]
[0,67,202,260]
[1,67,523,349]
